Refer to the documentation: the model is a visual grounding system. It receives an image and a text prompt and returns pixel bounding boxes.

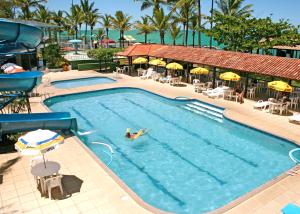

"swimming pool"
[51,77,115,89]
[45,88,297,213]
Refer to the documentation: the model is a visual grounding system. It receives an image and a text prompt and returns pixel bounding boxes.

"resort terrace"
[1,69,300,214]
[118,44,300,83]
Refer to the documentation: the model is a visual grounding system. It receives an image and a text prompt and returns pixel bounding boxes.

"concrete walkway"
[1,70,300,214]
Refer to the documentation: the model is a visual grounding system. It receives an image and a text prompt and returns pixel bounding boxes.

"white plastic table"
[31,161,60,178]
[31,161,61,194]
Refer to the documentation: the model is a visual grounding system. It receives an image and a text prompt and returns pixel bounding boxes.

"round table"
[31,161,60,177]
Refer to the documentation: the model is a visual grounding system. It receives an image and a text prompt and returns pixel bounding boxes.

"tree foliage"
[87,48,123,60]
[206,13,300,53]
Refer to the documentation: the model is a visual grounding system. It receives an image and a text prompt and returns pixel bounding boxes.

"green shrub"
[87,48,123,61]
[43,43,66,69]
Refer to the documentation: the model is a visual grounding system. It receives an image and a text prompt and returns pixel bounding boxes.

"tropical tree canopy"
[214,0,253,17]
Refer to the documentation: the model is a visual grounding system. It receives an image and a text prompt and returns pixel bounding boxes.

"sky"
[46,0,300,26]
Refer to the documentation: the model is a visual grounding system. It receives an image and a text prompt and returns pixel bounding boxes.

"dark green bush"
[87,48,123,61]
[43,43,66,69]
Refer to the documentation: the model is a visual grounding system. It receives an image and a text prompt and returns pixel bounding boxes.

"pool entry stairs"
[182,101,224,123]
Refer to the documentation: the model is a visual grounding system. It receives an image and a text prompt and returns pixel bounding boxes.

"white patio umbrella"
[15,129,64,168]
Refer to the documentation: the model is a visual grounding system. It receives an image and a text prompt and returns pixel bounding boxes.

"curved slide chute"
[0,112,78,137]
[0,71,43,92]
[0,19,43,51]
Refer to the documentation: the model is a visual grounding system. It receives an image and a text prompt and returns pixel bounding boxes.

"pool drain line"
[92,142,114,166]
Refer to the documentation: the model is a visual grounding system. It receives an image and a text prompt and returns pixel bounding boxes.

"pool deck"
[1,70,300,214]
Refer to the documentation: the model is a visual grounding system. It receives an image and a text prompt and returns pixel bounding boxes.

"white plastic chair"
[44,175,63,199]
[247,88,256,99]
[193,79,200,85]
[140,68,153,79]
[290,97,299,109]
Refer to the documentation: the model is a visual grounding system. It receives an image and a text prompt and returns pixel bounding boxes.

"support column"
[186,63,189,83]
[244,73,249,98]
[212,67,216,88]
[128,56,133,76]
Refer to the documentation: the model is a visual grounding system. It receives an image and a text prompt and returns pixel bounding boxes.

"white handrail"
[92,142,114,154]
[289,148,300,163]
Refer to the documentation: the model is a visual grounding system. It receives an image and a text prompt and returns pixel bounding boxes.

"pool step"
[182,102,224,123]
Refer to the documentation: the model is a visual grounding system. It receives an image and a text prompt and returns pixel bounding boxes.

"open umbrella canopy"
[268,81,293,92]
[166,62,183,70]
[133,57,148,64]
[149,59,166,67]
[190,67,209,75]
[220,72,240,81]
[15,129,64,156]
[68,39,82,44]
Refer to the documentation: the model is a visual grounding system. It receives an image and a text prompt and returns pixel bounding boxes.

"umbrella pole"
[43,154,46,168]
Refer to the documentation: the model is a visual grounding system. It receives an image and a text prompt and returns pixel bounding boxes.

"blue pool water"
[45,88,297,213]
[51,77,115,89]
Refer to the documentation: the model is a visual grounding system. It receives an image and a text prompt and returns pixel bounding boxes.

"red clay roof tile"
[117,44,300,80]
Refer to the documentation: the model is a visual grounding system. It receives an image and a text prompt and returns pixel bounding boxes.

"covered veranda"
[117,44,300,95]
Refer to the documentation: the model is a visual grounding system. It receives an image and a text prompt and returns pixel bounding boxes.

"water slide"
[0,19,43,54]
[0,112,78,136]
[0,20,78,137]
[0,71,43,92]
[0,72,78,136]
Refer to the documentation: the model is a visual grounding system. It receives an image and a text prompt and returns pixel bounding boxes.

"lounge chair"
[253,100,270,110]
[203,86,228,96]
[289,113,300,123]
[140,68,154,79]
[282,203,300,214]
[159,75,171,83]
[170,77,182,86]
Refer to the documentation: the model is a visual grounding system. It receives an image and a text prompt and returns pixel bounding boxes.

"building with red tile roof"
[117,44,300,81]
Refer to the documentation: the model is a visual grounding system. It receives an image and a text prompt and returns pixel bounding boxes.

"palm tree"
[100,14,112,38]
[52,10,65,42]
[189,15,198,47]
[80,0,99,44]
[87,12,100,48]
[135,16,154,43]
[148,8,171,44]
[16,0,47,20]
[0,0,14,18]
[172,0,195,46]
[215,0,253,17]
[34,5,52,39]
[169,23,181,45]
[66,5,84,39]
[134,0,167,12]
[110,11,132,48]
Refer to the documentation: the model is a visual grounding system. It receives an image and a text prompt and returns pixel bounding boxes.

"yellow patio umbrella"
[268,81,293,92]
[166,62,183,70]
[149,59,166,67]
[220,72,241,81]
[190,67,209,75]
[133,57,148,64]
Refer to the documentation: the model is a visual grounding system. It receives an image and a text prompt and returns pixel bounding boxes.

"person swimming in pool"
[125,128,148,140]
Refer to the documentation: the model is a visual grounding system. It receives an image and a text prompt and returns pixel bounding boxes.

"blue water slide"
[0,71,43,92]
[0,112,77,136]
[0,19,43,50]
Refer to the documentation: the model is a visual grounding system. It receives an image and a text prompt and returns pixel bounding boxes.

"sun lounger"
[253,100,270,110]
[282,203,300,214]
[159,75,171,83]
[289,113,300,123]
[140,68,154,79]
[203,86,228,96]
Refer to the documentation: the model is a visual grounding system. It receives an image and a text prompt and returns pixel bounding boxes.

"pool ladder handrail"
[92,141,114,166]
[289,148,300,163]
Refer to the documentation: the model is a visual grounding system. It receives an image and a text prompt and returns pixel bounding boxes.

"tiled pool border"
[42,86,300,214]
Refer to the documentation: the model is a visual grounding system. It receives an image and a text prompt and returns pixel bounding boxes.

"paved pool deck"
[1,70,300,214]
